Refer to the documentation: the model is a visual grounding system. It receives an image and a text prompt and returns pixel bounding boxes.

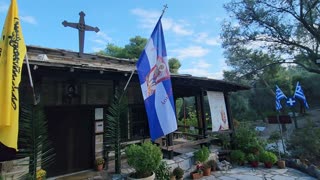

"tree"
[168,58,181,74]
[222,0,320,74]
[97,36,147,60]
[97,36,182,73]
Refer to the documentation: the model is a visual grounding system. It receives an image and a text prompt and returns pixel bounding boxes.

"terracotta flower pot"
[202,167,211,176]
[251,161,259,168]
[97,164,104,171]
[190,172,203,179]
[264,162,273,168]
[277,160,286,169]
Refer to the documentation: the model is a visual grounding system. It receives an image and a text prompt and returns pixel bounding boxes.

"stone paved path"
[197,167,317,180]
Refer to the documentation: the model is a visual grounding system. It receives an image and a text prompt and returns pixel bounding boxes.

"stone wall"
[0,157,29,180]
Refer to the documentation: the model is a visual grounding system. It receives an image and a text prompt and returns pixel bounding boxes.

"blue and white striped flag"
[276,100,282,111]
[276,85,287,101]
[136,16,177,141]
[275,85,286,111]
[294,82,309,109]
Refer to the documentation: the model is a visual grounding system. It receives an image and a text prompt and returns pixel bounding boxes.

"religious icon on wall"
[63,84,80,104]
[207,91,229,131]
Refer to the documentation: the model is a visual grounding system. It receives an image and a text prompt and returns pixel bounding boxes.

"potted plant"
[194,146,210,163]
[172,167,184,180]
[125,141,162,180]
[230,150,245,165]
[259,151,278,168]
[190,161,203,179]
[36,169,46,180]
[246,153,259,167]
[206,159,217,171]
[202,163,211,176]
[95,158,105,171]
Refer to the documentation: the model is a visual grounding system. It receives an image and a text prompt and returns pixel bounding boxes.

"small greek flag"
[276,100,282,111]
[275,85,286,111]
[294,82,309,109]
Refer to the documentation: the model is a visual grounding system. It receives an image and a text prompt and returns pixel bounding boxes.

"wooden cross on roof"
[62,11,100,57]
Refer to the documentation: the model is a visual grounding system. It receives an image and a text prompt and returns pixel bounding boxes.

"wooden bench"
[267,115,292,124]
[161,137,214,151]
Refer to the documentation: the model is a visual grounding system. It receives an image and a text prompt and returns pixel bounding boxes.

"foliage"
[230,150,245,164]
[217,134,231,150]
[194,146,210,163]
[125,141,162,178]
[259,151,278,164]
[287,120,320,162]
[172,166,184,179]
[233,123,265,154]
[206,159,217,170]
[222,0,320,74]
[18,104,55,180]
[36,169,46,179]
[168,58,181,74]
[95,158,105,165]
[246,153,259,162]
[104,89,128,174]
[97,36,147,60]
[155,161,171,180]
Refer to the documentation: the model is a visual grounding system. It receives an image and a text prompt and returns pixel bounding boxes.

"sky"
[0,0,232,79]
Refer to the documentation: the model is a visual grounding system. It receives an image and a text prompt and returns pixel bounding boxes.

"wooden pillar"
[200,89,207,139]
[195,90,206,139]
[224,92,233,131]
[195,95,202,138]
[224,92,234,148]
[166,134,174,159]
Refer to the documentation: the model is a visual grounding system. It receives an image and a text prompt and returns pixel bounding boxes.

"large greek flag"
[294,82,309,109]
[275,85,287,111]
[136,16,177,141]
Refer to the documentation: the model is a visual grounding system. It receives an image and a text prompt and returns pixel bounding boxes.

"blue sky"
[0,0,231,79]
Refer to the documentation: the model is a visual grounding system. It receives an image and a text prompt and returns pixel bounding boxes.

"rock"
[217,160,232,171]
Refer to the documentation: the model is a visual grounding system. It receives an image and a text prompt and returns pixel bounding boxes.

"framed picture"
[95,121,104,134]
[95,108,103,120]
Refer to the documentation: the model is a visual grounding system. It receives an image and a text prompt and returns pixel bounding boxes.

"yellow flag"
[0,0,26,150]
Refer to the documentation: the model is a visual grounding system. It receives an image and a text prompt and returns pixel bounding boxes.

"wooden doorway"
[46,106,94,177]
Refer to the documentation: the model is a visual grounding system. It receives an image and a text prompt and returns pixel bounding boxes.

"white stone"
[271,175,296,180]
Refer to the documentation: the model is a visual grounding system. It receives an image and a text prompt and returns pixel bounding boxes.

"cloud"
[180,58,228,79]
[131,8,193,36]
[20,16,37,25]
[170,46,210,59]
[194,32,221,46]
[95,31,112,43]
[91,31,112,52]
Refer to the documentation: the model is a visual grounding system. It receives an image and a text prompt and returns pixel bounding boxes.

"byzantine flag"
[136,16,177,141]
[293,82,309,109]
[0,0,26,150]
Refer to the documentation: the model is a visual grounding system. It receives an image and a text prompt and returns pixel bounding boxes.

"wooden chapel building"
[19,45,249,177]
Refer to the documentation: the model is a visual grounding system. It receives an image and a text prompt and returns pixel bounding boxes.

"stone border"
[286,159,320,179]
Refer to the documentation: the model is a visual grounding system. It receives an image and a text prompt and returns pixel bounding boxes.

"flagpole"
[25,54,38,105]
[123,69,135,91]
[276,112,286,157]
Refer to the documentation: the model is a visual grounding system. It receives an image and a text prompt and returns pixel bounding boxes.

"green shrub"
[194,146,210,163]
[155,161,170,180]
[246,153,259,162]
[206,159,217,170]
[125,142,162,178]
[233,123,265,153]
[230,150,245,164]
[172,167,184,179]
[259,151,278,164]
[287,121,320,163]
